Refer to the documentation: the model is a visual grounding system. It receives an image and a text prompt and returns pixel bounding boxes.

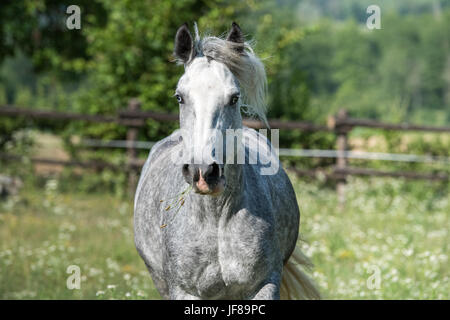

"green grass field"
[0,175,448,299]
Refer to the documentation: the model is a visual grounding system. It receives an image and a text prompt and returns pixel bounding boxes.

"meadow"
[0,173,448,299]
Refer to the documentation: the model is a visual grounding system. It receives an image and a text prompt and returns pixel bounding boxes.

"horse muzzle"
[182,162,226,195]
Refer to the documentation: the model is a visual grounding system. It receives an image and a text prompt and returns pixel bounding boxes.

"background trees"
[1,0,450,149]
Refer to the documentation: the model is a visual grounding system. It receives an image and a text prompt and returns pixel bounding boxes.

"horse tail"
[280,246,321,300]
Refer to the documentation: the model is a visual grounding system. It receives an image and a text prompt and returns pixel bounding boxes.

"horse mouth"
[194,173,226,196]
[182,163,226,196]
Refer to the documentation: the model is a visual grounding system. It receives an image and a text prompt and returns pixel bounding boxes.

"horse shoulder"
[242,128,300,264]
[133,130,184,299]
[134,130,182,209]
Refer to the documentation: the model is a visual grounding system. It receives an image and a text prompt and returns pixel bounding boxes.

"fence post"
[126,98,141,196]
[329,109,350,208]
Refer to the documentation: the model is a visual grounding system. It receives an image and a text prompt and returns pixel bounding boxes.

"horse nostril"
[182,164,197,184]
[204,162,220,181]
[182,164,190,177]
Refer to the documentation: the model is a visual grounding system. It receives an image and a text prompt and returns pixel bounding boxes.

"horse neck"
[189,163,244,219]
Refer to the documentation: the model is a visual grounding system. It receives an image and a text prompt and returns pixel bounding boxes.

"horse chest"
[167,212,272,298]
[217,216,273,290]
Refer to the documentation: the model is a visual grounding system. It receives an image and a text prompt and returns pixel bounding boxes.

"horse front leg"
[251,271,282,300]
[170,286,201,300]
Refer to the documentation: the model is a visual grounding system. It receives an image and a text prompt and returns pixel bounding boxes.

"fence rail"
[1,101,449,202]
[75,139,450,164]
[329,116,450,133]
[288,166,449,181]
[0,104,330,131]
[0,152,121,170]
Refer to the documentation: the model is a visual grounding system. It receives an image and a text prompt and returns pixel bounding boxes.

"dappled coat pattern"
[134,22,319,300]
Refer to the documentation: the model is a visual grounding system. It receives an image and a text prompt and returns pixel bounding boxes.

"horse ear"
[226,22,244,52]
[174,23,194,63]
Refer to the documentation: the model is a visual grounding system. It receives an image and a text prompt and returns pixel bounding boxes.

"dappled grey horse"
[134,22,319,300]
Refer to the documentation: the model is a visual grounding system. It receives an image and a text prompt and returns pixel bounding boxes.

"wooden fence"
[1,100,449,201]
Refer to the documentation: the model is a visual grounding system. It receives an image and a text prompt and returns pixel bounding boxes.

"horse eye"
[229,94,240,106]
[175,94,184,104]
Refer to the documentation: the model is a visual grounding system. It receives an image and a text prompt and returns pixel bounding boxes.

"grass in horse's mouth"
[159,185,192,228]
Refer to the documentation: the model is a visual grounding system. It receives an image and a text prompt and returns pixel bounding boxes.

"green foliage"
[0,0,106,73]
[296,10,450,125]
[67,0,244,140]
[57,168,127,198]
[0,0,449,155]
